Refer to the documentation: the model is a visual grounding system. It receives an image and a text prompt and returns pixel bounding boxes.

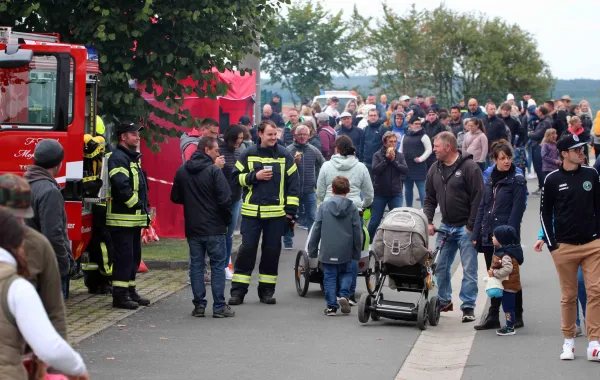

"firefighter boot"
[112,295,139,310]
[129,287,150,306]
[259,288,277,305]
[228,294,245,305]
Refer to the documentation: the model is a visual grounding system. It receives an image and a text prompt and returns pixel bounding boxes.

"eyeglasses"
[295,133,309,137]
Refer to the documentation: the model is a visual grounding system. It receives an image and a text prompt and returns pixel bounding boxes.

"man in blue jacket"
[359,108,388,177]
[337,112,363,159]
[462,98,487,120]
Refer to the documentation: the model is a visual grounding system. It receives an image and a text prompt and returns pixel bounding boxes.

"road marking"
[395,256,487,380]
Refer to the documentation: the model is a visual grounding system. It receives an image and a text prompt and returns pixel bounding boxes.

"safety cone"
[138,260,149,273]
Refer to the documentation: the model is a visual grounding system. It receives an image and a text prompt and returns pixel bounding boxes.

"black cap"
[416,94,425,98]
[557,134,586,152]
[238,116,251,125]
[426,107,438,114]
[116,121,143,135]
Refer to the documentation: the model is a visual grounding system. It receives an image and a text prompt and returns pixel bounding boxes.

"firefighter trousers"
[109,227,142,297]
[231,217,286,297]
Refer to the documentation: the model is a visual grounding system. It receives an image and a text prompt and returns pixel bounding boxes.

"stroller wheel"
[365,250,380,296]
[428,295,441,326]
[416,299,429,330]
[294,250,310,297]
[358,293,372,323]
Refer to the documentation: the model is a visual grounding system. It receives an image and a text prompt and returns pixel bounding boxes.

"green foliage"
[261,1,360,106]
[0,0,287,150]
[353,4,554,106]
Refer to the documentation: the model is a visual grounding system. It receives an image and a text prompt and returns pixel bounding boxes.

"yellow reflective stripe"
[124,193,139,208]
[260,205,284,211]
[131,164,139,192]
[247,157,286,164]
[82,262,99,270]
[287,163,298,176]
[235,161,245,171]
[245,185,253,204]
[279,162,285,206]
[109,167,129,177]
[239,173,247,187]
[100,242,113,275]
[287,196,299,206]
[232,274,251,284]
[82,176,98,183]
[241,209,258,217]
[258,274,277,284]
[113,280,129,288]
[129,281,136,286]
[106,220,147,227]
[260,211,286,218]
[241,203,258,210]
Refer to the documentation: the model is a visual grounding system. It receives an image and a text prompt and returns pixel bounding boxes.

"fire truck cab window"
[0,54,58,126]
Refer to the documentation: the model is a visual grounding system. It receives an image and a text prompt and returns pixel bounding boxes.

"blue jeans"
[576,266,587,326]
[61,275,69,299]
[435,224,478,310]
[322,262,353,308]
[188,235,227,311]
[283,192,317,247]
[368,194,403,243]
[502,291,516,327]
[226,200,242,266]
[404,180,425,208]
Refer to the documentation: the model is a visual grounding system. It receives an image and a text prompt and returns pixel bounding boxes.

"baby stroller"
[294,211,378,297]
[357,207,448,330]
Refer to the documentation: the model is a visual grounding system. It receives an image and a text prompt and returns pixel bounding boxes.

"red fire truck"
[0,27,102,260]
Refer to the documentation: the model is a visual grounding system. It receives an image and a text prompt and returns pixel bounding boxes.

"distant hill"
[262,76,600,111]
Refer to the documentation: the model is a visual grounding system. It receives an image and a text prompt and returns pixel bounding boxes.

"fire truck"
[0,27,102,261]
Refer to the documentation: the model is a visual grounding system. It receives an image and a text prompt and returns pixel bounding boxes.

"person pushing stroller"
[308,176,362,316]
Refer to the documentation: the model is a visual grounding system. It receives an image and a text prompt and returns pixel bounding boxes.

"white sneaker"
[527,172,537,179]
[225,267,233,281]
[560,341,575,360]
[588,343,600,361]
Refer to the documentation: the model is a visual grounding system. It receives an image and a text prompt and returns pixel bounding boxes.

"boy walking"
[308,176,362,316]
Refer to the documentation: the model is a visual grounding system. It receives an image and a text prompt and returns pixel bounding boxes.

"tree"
[0,0,287,149]
[353,4,554,106]
[261,2,360,107]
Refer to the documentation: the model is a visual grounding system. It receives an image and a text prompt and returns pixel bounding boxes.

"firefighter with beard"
[228,120,299,305]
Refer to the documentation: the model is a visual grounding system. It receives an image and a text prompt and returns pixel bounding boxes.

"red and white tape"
[146,177,173,186]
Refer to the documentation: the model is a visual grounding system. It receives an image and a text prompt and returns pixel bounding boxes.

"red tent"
[140,69,255,238]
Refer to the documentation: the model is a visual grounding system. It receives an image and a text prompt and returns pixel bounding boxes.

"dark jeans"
[61,275,70,299]
[502,291,516,327]
[531,144,544,189]
[322,261,353,308]
[188,235,227,311]
[576,266,587,327]
[367,194,403,243]
[484,246,523,318]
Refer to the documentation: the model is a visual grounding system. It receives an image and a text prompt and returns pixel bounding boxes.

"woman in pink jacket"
[463,118,489,171]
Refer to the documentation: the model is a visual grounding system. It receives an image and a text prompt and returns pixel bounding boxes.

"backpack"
[373,208,430,267]
[179,133,200,163]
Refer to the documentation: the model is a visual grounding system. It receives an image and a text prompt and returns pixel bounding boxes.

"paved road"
[77,178,600,379]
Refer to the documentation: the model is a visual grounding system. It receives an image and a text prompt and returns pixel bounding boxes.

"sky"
[318,0,600,80]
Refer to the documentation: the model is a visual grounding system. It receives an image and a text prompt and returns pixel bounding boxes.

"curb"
[144,260,189,270]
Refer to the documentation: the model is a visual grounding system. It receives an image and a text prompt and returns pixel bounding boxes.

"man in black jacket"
[171,136,234,318]
[500,103,523,146]
[262,104,284,128]
[529,105,553,194]
[424,132,484,322]
[485,103,508,148]
[540,134,600,361]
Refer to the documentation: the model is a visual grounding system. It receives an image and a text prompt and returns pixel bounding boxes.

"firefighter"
[229,120,299,305]
[107,121,150,309]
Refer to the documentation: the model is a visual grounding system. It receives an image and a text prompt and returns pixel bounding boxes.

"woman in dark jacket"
[472,140,527,331]
[218,125,245,279]
[399,117,432,208]
[367,131,408,242]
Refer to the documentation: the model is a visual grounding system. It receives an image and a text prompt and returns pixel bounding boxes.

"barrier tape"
[146,176,173,186]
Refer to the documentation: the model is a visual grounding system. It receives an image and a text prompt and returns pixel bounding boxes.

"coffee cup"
[264,165,273,172]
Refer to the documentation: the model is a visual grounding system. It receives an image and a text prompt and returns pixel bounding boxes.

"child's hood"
[494,244,524,266]
[324,196,355,218]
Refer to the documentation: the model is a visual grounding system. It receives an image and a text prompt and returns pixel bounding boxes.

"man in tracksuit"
[107,122,150,310]
[229,120,299,305]
[541,134,600,362]
[423,132,484,322]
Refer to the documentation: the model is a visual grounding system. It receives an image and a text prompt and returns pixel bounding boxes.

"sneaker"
[587,343,600,361]
[462,308,476,323]
[561,341,575,360]
[191,306,205,317]
[576,325,583,337]
[284,245,294,250]
[496,325,516,336]
[324,307,337,316]
[225,267,233,281]
[440,301,454,312]
[526,172,537,179]
[213,305,235,318]
[348,294,357,306]
[204,270,211,284]
[531,189,542,196]
[338,297,351,314]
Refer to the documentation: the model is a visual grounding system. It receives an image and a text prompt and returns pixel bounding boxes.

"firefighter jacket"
[106,144,150,228]
[233,142,300,219]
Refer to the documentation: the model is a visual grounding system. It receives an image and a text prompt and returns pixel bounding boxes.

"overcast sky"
[319,0,600,80]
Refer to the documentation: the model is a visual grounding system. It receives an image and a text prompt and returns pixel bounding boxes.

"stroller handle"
[433,228,448,236]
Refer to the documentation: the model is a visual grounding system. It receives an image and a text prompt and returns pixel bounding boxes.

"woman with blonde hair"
[344,99,359,127]
[563,115,590,160]
[301,105,315,125]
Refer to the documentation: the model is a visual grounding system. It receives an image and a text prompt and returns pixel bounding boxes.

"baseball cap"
[0,174,34,218]
[400,95,410,101]
[557,134,586,152]
[238,116,251,125]
[340,112,352,118]
[116,121,144,135]
[317,113,330,122]
[561,95,572,101]
[506,93,515,101]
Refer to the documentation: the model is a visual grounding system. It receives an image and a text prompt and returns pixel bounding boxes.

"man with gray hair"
[24,139,74,298]
[283,125,325,249]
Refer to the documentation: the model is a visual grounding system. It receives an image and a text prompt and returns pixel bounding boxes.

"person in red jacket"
[316,112,337,160]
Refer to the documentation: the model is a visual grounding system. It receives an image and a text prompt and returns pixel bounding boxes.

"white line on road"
[395,256,487,380]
